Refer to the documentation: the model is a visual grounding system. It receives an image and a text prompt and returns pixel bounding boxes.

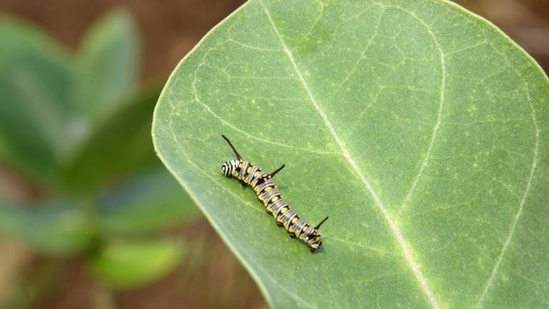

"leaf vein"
[475,88,541,308]
[262,2,441,308]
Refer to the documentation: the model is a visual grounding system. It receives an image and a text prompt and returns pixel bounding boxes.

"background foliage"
[0,8,198,303]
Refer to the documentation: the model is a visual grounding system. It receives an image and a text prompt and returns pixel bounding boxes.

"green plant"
[153,0,549,307]
[0,8,197,292]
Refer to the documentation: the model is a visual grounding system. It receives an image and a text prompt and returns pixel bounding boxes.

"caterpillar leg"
[269,164,285,178]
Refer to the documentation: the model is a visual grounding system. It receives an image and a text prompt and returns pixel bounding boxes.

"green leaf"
[61,83,162,193]
[0,199,95,255]
[152,0,549,308]
[75,8,139,121]
[97,170,199,234]
[88,238,184,288]
[0,18,74,184]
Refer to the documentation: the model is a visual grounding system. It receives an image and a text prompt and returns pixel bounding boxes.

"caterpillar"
[220,135,328,252]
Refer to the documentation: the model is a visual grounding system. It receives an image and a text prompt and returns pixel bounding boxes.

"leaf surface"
[153,0,549,307]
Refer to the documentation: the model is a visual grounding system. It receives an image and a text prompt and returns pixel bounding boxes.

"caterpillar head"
[307,233,323,252]
[221,161,231,176]
[306,216,329,253]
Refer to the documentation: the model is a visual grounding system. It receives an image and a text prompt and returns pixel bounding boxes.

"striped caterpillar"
[220,135,328,252]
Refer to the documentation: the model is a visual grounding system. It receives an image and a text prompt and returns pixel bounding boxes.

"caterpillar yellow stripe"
[220,135,328,252]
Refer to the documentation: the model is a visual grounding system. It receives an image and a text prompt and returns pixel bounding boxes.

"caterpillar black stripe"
[220,135,328,252]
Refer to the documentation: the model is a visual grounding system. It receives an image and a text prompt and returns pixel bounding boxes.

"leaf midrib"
[261,1,443,308]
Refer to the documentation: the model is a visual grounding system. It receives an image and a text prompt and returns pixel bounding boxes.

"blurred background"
[0,1,547,309]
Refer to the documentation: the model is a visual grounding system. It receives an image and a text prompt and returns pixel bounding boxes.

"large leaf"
[152,0,549,307]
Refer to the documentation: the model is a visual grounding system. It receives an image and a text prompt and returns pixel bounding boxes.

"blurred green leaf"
[62,83,162,193]
[0,9,192,295]
[0,18,74,185]
[98,170,199,234]
[89,238,184,288]
[75,8,139,121]
[0,199,95,255]
[152,0,549,307]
